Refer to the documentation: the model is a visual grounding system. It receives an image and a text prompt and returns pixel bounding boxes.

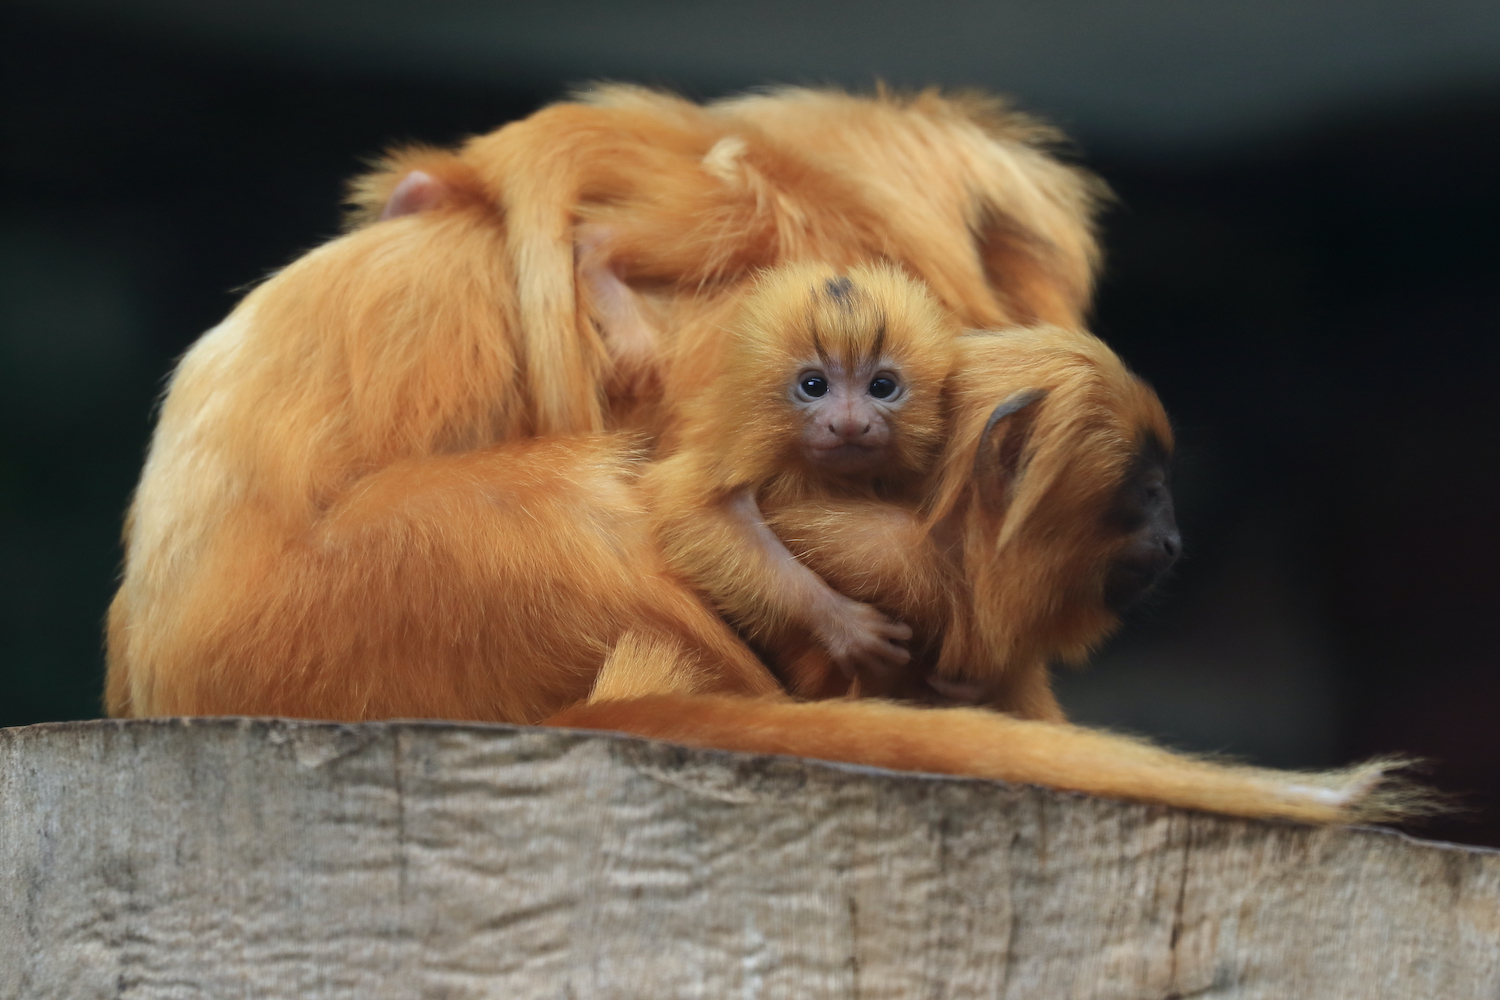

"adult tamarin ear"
[378,171,447,220]
[972,387,1049,515]
[343,147,489,228]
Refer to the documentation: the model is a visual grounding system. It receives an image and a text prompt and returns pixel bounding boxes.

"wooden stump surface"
[1,718,1496,999]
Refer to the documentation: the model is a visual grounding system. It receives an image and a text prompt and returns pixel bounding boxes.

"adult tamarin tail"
[463,93,730,436]
[347,99,700,437]
[547,694,1435,826]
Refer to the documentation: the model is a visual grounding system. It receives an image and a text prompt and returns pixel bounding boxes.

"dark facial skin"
[917,435,1181,708]
[793,359,905,476]
[1103,435,1182,610]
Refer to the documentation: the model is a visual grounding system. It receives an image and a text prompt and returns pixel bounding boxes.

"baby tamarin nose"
[830,415,874,441]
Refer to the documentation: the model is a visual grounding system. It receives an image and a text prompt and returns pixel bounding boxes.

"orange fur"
[644,262,954,679]
[548,694,1417,825]
[342,84,1107,439]
[754,325,1172,715]
[115,84,1103,718]
[104,86,1422,826]
[108,430,778,720]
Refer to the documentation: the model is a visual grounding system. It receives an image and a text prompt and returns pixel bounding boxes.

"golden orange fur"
[107,429,779,721]
[343,84,1107,439]
[113,85,1099,719]
[104,86,1423,825]
[548,695,1416,826]
[663,261,955,494]
[644,262,954,680]
[764,327,1173,715]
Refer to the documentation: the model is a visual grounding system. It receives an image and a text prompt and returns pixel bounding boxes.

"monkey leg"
[546,694,1427,825]
[109,436,775,722]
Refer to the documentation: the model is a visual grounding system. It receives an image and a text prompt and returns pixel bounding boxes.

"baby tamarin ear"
[645,261,957,682]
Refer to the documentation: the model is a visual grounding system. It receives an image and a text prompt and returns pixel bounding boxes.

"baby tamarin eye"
[798,373,830,398]
[868,376,899,399]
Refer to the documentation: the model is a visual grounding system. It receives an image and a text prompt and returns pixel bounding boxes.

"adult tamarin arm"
[548,694,1426,826]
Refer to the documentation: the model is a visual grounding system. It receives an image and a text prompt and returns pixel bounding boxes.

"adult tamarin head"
[927,326,1182,681]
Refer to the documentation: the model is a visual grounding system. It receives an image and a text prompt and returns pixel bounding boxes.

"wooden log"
[1,718,1495,998]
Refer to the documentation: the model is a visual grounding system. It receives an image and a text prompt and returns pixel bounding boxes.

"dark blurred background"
[2,1,1497,843]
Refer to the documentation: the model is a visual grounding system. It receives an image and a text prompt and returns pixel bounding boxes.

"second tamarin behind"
[645,261,957,685]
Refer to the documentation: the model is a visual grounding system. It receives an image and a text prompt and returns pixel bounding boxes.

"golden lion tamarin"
[549,325,1417,824]
[645,262,955,684]
[642,315,1179,717]
[104,86,1423,825]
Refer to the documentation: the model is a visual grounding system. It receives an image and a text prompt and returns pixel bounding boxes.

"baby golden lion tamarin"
[646,262,955,684]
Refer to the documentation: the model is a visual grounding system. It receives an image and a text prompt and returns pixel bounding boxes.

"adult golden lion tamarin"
[104,86,1419,824]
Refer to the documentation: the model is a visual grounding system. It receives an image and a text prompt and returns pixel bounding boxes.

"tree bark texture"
[1,718,1496,999]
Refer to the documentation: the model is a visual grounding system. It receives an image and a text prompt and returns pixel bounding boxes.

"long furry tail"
[463,107,619,436]
[547,694,1438,825]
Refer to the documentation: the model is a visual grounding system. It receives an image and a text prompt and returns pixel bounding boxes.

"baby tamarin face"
[721,262,958,487]
[791,356,909,476]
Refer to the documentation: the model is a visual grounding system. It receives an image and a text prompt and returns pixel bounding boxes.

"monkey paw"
[817,599,913,677]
